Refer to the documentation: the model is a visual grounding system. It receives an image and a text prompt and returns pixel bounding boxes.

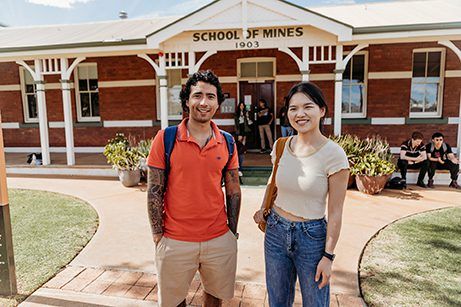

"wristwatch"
[323,251,335,261]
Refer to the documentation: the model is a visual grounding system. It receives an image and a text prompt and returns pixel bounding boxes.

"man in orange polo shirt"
[147,70,241,307]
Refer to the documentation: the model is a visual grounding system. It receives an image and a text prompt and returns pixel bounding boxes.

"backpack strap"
[163,126,178,183]
[220,130,235,169]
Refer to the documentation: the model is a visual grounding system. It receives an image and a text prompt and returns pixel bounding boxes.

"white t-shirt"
[271,137,349,219]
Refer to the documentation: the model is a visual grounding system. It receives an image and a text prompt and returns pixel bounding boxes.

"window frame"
[19,66,39,123]
[237,57,276,82]
[341,51,368,119]
[409,48,446,118]
[74,62,101,122]
[155,68,184,121]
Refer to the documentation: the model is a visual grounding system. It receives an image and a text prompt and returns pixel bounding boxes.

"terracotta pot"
[347,174,356,189]
[355,174,391,195]
[118,169,141,187]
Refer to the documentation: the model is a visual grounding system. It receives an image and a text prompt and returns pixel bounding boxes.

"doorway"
[239,81,275,150]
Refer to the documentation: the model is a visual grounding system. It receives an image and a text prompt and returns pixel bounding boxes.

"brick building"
[0,0,460,166]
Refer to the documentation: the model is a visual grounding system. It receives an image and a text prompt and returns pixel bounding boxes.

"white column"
[158,55,168,129]
[188,51,196,76]
[34,59,50,165]
[301,71,310,82]
[60,58,75,165]
[333,45,344,136]
[301,46,310,81]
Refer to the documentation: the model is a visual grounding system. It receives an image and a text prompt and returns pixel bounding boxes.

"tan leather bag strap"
[264,137,289,211]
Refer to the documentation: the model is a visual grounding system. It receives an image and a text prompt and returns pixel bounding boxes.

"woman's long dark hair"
[236,102,247,117]
[284,82,328,133]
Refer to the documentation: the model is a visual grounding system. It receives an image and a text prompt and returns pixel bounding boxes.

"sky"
[0,0,392,27]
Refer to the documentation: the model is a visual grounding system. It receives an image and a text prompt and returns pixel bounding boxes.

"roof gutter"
[354,22,461,34]
[0,38,147,54]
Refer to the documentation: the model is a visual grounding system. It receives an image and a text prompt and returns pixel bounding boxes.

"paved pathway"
[8,178,460,306]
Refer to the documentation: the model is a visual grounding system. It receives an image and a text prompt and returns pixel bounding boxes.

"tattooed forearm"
[225,169,242,235]
[226,194,241,235]
[147,166,165,235]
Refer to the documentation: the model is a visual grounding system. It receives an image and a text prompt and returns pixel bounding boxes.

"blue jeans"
[264,210,329,307]
[281,126,293,137]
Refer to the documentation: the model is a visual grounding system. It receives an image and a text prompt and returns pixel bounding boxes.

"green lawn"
[360,207,461,307]
[0,189,98,306]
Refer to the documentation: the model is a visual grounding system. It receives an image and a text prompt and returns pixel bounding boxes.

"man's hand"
[153,233,163,246]
[439,158,445,164]
[315,257,333,289]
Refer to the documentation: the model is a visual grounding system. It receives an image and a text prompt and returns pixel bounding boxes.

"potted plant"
[330,134,363,188]
[137,138,152,182]
[104,133,142,187]
[350,136,396,195]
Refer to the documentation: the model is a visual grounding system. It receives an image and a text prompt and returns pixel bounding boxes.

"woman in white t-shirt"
[253,82,349,307]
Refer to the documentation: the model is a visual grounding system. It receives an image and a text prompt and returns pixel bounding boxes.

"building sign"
[190,27,306,50]
[220,98,236,114]
[192,27,304,42]
[162,26,335,52]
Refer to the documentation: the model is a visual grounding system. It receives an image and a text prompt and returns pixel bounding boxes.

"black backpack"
[387,177,406,190]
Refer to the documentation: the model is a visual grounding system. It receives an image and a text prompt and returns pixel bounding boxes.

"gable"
[147,0,352,49]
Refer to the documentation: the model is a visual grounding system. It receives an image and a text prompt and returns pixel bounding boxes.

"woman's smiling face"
[287,92,325,134]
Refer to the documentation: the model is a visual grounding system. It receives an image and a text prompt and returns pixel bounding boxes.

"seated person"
[426,132,460,189]
[397,132,429,188]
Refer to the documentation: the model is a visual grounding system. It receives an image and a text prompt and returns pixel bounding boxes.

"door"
[239,81,275,150]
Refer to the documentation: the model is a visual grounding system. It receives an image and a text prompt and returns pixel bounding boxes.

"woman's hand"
[315,257,332,289]
[253,208,265,224]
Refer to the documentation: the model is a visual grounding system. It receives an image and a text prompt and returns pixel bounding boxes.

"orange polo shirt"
[147,119,239,242]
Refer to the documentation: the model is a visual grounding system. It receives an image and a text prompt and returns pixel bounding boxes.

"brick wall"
[0,41,460,149]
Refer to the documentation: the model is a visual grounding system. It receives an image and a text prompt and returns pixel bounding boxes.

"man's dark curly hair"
[180,70,225,112]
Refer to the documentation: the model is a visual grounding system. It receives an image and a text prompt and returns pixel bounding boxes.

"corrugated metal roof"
[0,16,179,50]
[0,0,460,53]
[311,0,461,29]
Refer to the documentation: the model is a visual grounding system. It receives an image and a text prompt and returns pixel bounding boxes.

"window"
[410,50,445,117]
[156,69,184,120]
[238,58,275,80]
[20,68,38,123]
[75,64,100,122]
[167,69,183,119]
[342,53,367,118]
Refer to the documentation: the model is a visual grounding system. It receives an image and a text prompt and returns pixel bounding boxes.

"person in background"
[397,131,429,188]
[257,98,274,153]
[234,101,252,145]
[426,132,460,189]
[279,98,293,137]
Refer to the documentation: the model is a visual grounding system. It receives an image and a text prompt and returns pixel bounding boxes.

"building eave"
[0,38,147,54]
[353,22,461,34]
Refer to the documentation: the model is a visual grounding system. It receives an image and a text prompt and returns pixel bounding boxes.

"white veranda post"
[15,60,51,165]
[137,53,168,129]
[60,57,85,165]
[333,45,344,136]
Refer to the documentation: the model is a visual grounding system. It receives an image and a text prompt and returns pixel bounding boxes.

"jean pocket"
[302,223,326,241]
[266,214,278,228]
